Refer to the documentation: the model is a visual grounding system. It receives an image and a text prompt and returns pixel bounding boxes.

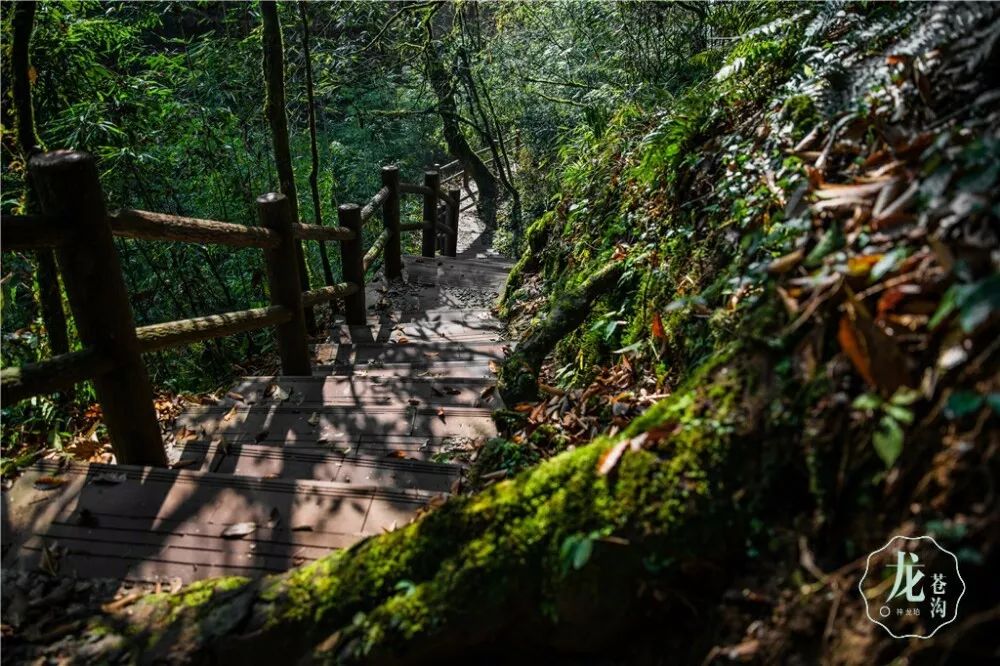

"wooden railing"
[0,150,466,466]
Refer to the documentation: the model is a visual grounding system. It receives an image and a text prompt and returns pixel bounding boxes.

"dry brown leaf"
[597,433,647,475]
[34,476,67,491]
[222,404,239,422]
[171,457,203,470]
[767,248,805,275]
[651,312,666,339]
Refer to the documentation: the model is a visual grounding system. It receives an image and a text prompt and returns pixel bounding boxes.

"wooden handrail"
[1,214,74,251]
[4,151,480,463]
[0,348,114,405]
[292,222,356,242]
[110,209,280,248]
[363,228,391,271]
[136,305,291,353]
[421,171,439,258]
[338,203,366,325]
[436,188,458,208]
[360,186,390,222]
[31,150,166,466]
[301,282,359,308]
[400,183,433,196]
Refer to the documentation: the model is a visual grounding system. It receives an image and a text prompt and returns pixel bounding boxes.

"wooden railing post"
[446,186,460,257]
[421,170,439,258]
[29,150,166,467]
[338,203,366,325]
[257,192,311,375]
[381,165,402,280]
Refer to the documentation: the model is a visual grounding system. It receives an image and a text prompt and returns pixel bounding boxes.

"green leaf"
[956,275,1000,333]
[870,248,907,282]
[945,391,983,419]
[929,285,958,330]
[873,415,904,467]
[852,393,882,411]
[883,403,914,425]
[889,388,921,406]
[986,393,1000,415]
[573,536,594,570]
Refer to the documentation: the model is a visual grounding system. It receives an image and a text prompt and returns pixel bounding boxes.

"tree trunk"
[12,1,69,357]
[423,24,499,226]
[262,1,317,333]
[299,1,335,288]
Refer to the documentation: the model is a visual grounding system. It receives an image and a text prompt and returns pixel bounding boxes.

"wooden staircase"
[1,253,512,584]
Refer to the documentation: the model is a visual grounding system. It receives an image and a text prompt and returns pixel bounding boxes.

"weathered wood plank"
[363,228,391,272]
[109,209,280,248]
[360,186,390,222]
[1,460,436,582]
[291,222,355,242]
[0,348,114,405]
[300,282,359,308]
[258,193,311,375]
[0,213,73,250]
[31,150,166,467]
[136,305,291,353]
[177,403,497,443]
[338,204,366,325]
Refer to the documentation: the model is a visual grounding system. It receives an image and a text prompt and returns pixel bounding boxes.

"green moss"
[783,93,819,136]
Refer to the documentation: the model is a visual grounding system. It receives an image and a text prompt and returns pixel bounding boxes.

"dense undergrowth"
[3,3,998,663]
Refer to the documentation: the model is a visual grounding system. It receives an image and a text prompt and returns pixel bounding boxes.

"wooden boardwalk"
[1,252,512,583]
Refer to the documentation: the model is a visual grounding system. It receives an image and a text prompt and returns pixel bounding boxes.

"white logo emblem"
[859,535,965,639]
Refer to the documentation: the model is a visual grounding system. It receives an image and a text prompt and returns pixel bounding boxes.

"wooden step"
[2,460,438,583]
[313,340,505,369]
[175,440,461,492]
[328,318,503,345]
[177,403,498,444]
[225,376,502,409]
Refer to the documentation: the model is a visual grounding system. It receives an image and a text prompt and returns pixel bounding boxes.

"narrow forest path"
[2,204,513,584]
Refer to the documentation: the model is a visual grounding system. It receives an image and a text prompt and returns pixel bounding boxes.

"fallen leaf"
[480,385,496,399]
[222,404,239,422]
[385,450,407,459]
[396,336,409,344]
[221,522,256,539]
[597,433,647,475]
[488,360,500,374]
[767,248,805,274]
[651,312,666,340]
[436,407,446,421]
[171,457,203,470]
[175,427,198,444]
[34,476,67,491]
[307,412,320,427]
[838,292,912,393]
[226,391,245,403]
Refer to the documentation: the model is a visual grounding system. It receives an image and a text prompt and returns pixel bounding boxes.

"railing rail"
[0,149,474,466]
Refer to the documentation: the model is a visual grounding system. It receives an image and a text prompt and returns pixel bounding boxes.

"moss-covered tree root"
[499,261,625,404]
